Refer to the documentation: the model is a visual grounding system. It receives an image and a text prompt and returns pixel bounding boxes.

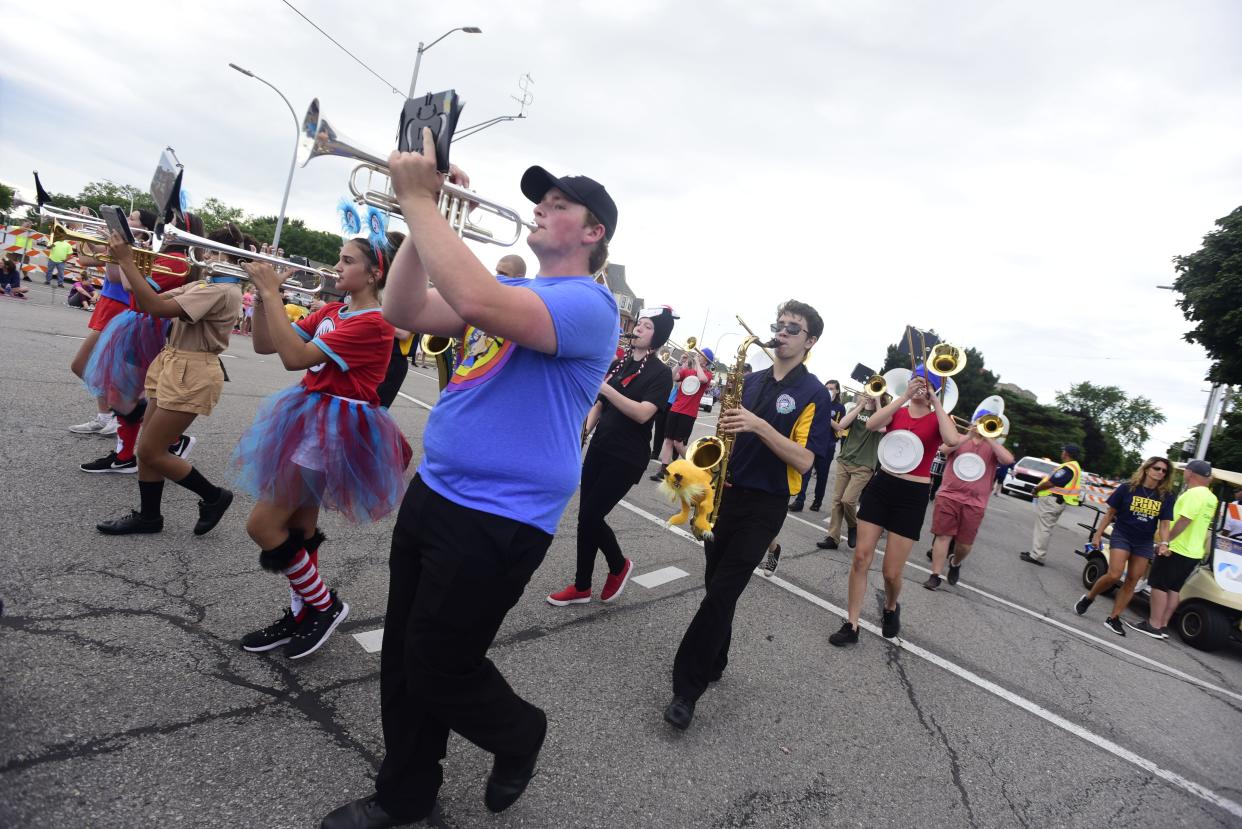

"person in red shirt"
[232,233,408,661]
[650,349,714,481]
[922,414,1014,590]
[830,366,960,645]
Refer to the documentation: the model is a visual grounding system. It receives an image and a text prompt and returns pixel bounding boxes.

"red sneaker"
[600,559,634,603]
[546,585,592,606]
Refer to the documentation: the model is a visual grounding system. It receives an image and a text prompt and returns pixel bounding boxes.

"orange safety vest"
[1037,460,1082,506]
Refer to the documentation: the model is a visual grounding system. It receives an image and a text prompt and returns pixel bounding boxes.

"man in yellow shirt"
[45,238,74,287]
[1128,459,1218,638]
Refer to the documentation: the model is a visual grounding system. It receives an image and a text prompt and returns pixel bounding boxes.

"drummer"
[922,412,1014,590]
[829,367,960,646]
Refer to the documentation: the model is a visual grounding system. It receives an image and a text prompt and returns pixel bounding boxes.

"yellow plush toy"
[658,458,716,540]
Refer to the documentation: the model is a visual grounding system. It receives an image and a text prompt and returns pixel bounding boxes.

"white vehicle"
[1002,456,1059,500]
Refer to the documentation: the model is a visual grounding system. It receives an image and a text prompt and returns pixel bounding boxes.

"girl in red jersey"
[233,233,408,660]
[830,366,960,646]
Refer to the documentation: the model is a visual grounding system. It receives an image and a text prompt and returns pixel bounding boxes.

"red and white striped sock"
[287,552,320,620]
[284,549,332,612]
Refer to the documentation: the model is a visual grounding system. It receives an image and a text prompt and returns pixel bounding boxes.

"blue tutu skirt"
[84,310,168,410]
[230,384,412,523]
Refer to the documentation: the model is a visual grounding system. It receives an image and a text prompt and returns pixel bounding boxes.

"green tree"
[1053,381,1166,455]
[879,341,999,418]
[1207,408,1242,471]
[1172,206,1242,385]
[240,216,343,265]
[999,392,1085,463]
[196,197,245,230]
[0,183,13,212]
[76,180,157,216]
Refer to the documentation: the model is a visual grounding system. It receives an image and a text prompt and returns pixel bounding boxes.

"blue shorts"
[1109,528,1154,560]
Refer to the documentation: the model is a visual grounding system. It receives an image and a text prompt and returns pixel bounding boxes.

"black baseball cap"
[520,166,618,241]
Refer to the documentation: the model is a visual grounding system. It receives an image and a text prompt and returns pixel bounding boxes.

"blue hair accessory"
[179,189,191,213]
[365,206,388,249]
[338,199,362,237]
[912,364,943,392]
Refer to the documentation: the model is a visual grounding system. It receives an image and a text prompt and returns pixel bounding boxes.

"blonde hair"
[1128,456,1174,497]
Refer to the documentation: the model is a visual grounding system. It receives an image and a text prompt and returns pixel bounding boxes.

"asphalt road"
[3,287,1241,829]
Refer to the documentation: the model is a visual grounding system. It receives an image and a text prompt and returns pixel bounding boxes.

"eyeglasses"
[770,322,805,336]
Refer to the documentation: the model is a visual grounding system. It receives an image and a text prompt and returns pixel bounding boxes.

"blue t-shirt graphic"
[419,275,619,533]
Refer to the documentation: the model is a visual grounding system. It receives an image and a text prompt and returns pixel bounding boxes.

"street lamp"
[229,63,299,250]
[407,26,482,99]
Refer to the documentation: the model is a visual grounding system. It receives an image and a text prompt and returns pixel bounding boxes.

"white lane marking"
[633,566,690,589]
[408,370,439,382]
[397,391,433,411]
[219,353,238,359]
[353,628,384,653]
[781,511,1242,705]
[616,497,1242,820]
[54,334,86,340]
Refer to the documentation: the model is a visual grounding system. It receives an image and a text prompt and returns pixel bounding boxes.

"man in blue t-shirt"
[321,145,619,829]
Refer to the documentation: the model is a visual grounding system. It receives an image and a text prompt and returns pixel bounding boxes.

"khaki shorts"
[144,346,225,415]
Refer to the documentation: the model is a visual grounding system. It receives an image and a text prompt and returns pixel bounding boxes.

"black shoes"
[1074,594,1093,616]
[286,591,350,659]
[760,544,781,577]
[649,464,668,483]
[846,526,857,548]
[241,608,299,652]
[319,795,411,829]
[809,500,822,511]
[1019,551,1045,567]
[97,511,163,535]
[828,621,859,646]
[662,696,695,731]
[80,451,137,474]
[1103,616,1126,636]
[788,500,804,513]
[816,536,838,550]
[193,488,233,536]
[947,559,961,586]
[881,604,901,639]
[1125,619,1166,639]
[923,573,942,591]
[485,708,547,813]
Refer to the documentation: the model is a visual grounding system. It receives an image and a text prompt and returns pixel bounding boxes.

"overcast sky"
[2,1,1239,461]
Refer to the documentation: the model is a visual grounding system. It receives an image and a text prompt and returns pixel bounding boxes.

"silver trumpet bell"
[156,224,328,293]
[296,98,535,247]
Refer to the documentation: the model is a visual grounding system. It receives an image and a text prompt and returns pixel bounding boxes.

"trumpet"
[50,223,186,278]
[297,98,535,247]
[156,225,327,293]
[40,205,154,241]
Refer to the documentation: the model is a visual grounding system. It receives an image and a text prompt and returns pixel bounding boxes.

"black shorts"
[1147,551,1200,592]
[857,470,931,541]
[665,411,698,444]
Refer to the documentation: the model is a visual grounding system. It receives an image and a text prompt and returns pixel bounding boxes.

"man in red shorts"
[924,412,1014,589]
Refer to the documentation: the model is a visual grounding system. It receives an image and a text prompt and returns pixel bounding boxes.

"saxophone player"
[663,300,835,731]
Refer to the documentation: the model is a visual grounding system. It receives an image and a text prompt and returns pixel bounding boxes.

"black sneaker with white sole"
[1103,616,1126,636]
[1124,618,1164,639]
[1074,594,1093,616]
[241,608,300,652]
[169,435,197,460]
[285,591,350,659]
[81,451,137,474]
[760,544,781,577]
[946,559,962,586]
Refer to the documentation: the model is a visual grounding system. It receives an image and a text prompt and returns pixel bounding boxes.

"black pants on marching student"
[375,476,552,820]
[794,448,834,506]
[672,486,788,703]
[575,446,644,590]
[650,405,669,458]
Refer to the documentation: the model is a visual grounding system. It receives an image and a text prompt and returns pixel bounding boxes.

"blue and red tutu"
[229,384,412,523]
[83,310,168,410]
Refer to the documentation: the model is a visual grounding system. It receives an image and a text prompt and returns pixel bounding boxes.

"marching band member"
[923,414,1015,590]
[376,327,415,409]
[650,349,714,481]
[817,391,889,550]
[788,379,846,512]
[320,138,619,828]
[547,307,676,606]
[663,301,832,731]
[829,367,959,646]
[94,227,241,536]
[233,233,407,660]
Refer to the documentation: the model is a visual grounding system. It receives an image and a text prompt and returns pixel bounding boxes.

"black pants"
[376,345,410,409]
[575,447,643,590]
[650,406,669,458]
[672,487,788,703]
[375,477,552,819]
[794,449,834,504]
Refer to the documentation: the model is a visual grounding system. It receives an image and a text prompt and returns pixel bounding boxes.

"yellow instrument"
[954,413,1005,439]
[926,343,967,377]
[420,334,457,391]
[49,223,186,278]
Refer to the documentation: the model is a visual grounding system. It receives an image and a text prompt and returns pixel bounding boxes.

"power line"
[279,0,403,95]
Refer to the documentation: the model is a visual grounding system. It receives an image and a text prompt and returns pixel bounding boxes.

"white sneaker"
[69,414,110,434]
[99,415,119,435]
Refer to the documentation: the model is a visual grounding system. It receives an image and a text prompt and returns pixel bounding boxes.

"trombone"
[297,98,535,247]
[953,413,1007,439]
[156,225,327,293]
[49,222,187,278]
[40,205,155,241]
[843,374,889,399]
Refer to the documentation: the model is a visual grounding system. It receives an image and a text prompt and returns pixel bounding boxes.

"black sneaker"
[881,604,901,639]
[828,621,859,646]
[947,559,961,586]
[923,573,942,591]
[193,488,233,536]
[760,544,781,577]
[1124,618,1164,639]
[809,500,822,512]
[662,696,695,731]
[1074,594,1093,616]
[1157,627,1170,640]
[485,709,547,812]
[97,510,163,535]
[816,536,838,550]
[649,464,668,483]
[241,608,299,652]
[1019,551,1045,567]
[925,548,934,561]
[1103,616,1126,636]
[81,451,137,474]
[168,434,197,460]
[846,526,857,548]
[788,500,804,513]
[285,592,350,659]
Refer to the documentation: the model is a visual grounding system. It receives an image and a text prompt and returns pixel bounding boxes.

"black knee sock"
[173,467,221,502]
[139,480,164,518]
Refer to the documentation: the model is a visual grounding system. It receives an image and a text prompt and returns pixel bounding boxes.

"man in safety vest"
[1225,488,1242,539]
[1020,443,1083,566]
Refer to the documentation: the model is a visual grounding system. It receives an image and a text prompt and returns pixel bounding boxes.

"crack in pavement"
[709,771,839,828]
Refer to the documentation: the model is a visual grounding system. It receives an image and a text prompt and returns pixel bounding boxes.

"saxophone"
[684,333,766,533]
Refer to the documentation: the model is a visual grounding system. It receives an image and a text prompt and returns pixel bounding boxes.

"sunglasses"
[770,322,805,336]
[1150,466,1169,474]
